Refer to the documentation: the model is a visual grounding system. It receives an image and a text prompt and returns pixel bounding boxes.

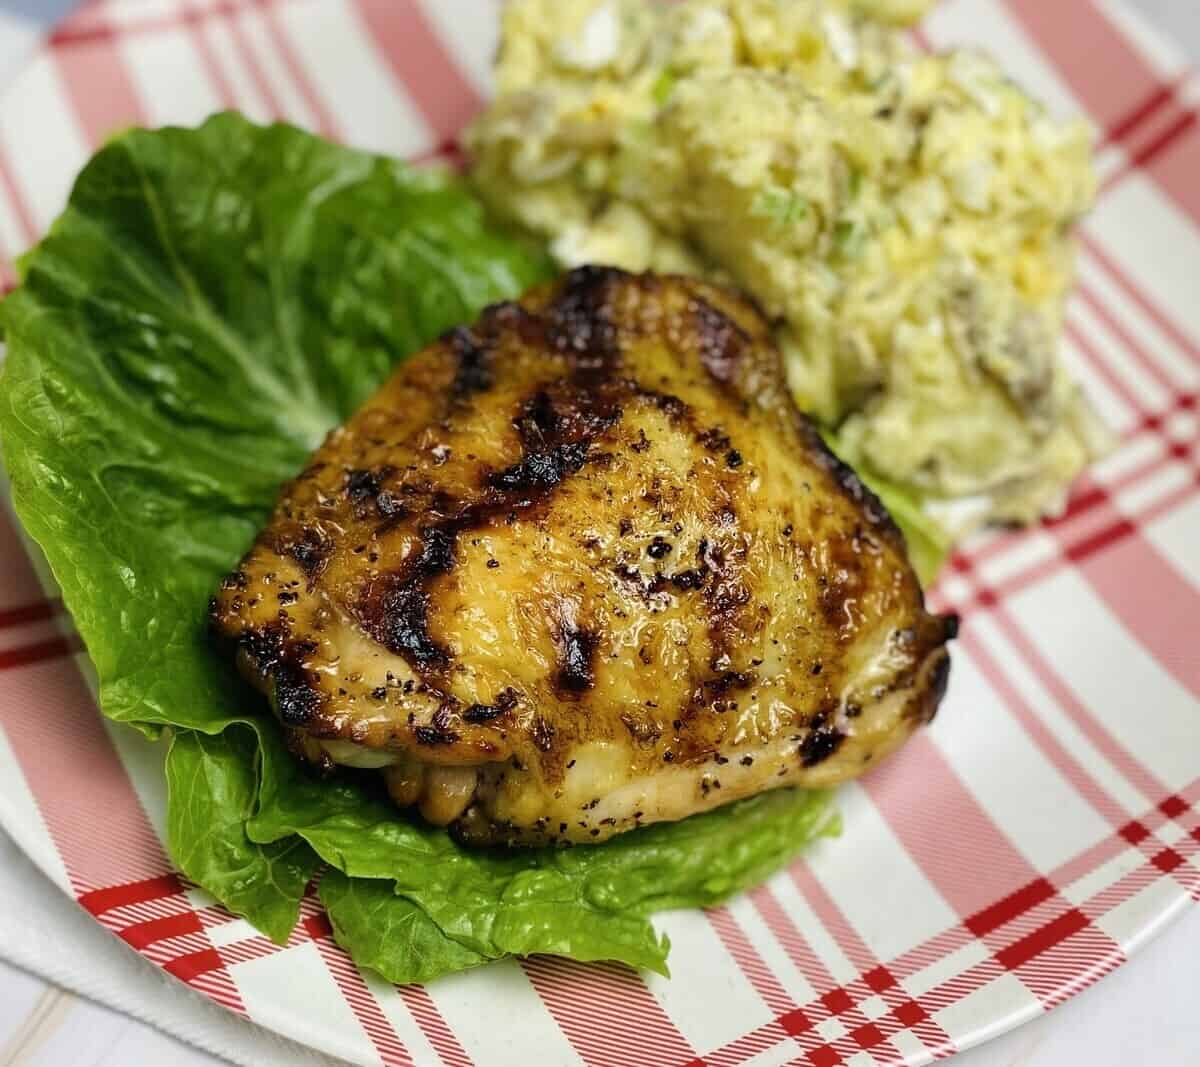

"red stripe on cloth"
[79,874,184,917]
[522,955,696,1067]
[178,0,239,109]
[255,0,342,140]
[0,522,248,1032]
[0,600,60,630]
[1074,281,1180,394]
[1137,118,1200,228]
[778,870,953,1056]
[1077,530,1200,697]
[50,15,148,146]
[313,937,415,1067]
[965,878,1057,939]
[1080,233,1200,366]
[164,947,226,983]
[958,629,1136,832]
[990,606,1173,803]
[396,984,475,1067]
[222,4,286,119]
[350,0,483,144]
[1063,319,1142,416]
[1005,0,1163,134]
[0,516,46,610]
[706,905,793,1015]
[303,910,333,940]
[995,909,1090,971]
[0,636,78,671]
[1102,81,1176,147]
[863,734,1041,918]
[120,909,204,950]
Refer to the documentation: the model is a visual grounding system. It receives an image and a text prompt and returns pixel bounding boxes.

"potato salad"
[467,0,1107,535]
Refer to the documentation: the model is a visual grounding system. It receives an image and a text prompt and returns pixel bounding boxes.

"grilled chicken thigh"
[212,268,955,845]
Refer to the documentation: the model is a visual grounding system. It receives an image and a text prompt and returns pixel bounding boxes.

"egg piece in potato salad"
[467,0,1107,536]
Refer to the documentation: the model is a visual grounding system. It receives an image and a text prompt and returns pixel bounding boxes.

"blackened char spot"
[478,300,545,346]
[463,687,519,724]
[346,466,400,522]
[274,662,321,726]
[488,442,592,494]
[706,670,755,694]
[233,625,286,673]
[691,297,749,385]
[375,490,406,521]
[284,526,330,578]
[546,265,624,379]
[415,723,459,746]
[671,569,705,590]
[628,383,690,423]
[557,625,599,694]
[445,326,493,398]
[491,385,622,497]
[515,390,561,445]
[346,468,381,502]
[800,712,846,767]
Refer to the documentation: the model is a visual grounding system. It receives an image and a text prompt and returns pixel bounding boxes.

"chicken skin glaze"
[211,267,956,846]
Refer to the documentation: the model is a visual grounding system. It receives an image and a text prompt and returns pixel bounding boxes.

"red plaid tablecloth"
[0,2,1196,1065]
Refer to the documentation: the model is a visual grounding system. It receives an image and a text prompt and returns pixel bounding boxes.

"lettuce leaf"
[0,113,835,982]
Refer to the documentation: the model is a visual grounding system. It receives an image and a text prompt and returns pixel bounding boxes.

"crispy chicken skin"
[211,268,956,845]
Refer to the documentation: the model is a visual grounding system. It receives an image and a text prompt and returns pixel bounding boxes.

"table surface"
[0,2,1196,1065]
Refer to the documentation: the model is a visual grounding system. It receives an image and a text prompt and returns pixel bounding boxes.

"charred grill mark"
[635,387,690,422]
[800,710,847,767]
[514,389,561,445]
[346,466,404,523]
[283,526,330,579]
[478,299,545,346]
[446,326,493,398]
[700,528,751,662]
[358,385,624,676]
[414,704,461,746]
[487,442,593,494]
[546,265,623,379]
[415,723,460,746]
[358,525,457,668]
[707,670,755,694]
[556,624,599,694]
[274,662,322,726]
[232,624,287,673]
[690,297,749,385]
[346,468,382,503]
[463,687,519,724]
[491,385,623,497]
[796,415,903,545]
